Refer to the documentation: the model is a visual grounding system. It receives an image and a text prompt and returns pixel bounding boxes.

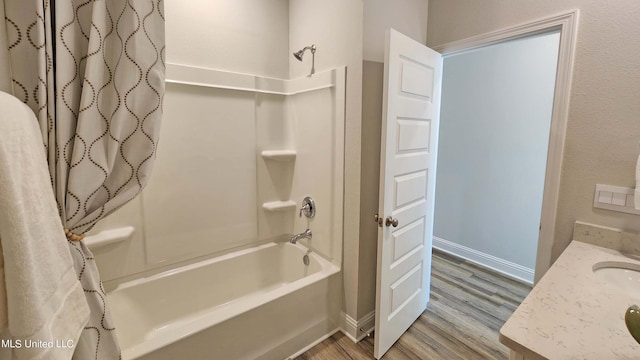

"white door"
[374,29,442,359]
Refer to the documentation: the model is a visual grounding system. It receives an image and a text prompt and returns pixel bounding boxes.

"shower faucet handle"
[299,196,316,218]
[299,204,310,217]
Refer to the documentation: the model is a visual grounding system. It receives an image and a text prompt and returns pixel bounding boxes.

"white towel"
[0,91,89,359]
[636,152,640,210]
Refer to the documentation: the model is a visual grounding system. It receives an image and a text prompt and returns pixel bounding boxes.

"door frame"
[430,10,579,283]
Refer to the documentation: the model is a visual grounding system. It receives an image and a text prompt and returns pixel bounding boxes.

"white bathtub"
[108,242,341,360]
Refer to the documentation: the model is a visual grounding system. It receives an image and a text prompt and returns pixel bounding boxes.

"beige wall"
[364,0,429,62]
[166,0,289,78]
[427,0,640,264]
[358,60,384,319]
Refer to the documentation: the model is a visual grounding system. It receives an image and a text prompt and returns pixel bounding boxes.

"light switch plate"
[612,192,627,206]
[593,184,640,215]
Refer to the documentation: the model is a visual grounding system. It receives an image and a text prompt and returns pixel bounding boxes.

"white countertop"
[500,238,640,359]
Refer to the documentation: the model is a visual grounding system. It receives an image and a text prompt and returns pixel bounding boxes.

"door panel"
[397,119,431,152]
[374,28,442,359]
[400,62,434,98]
[394,170,428,208]
[391,217,425,261]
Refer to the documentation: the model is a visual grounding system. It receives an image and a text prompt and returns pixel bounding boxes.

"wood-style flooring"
[295,249,532,360]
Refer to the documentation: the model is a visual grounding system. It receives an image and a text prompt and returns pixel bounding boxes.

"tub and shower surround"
[91,64,346,359]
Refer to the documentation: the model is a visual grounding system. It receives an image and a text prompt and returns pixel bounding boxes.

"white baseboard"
[433,236,534,285]
[340,310,375,342]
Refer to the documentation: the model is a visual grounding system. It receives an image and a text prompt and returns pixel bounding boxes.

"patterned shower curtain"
[0,0,165,358]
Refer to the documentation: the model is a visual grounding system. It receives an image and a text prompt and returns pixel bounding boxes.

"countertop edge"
[499,331,547,360]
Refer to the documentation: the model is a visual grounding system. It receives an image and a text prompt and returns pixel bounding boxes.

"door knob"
[374,214,383,227]
[385,216,399,227]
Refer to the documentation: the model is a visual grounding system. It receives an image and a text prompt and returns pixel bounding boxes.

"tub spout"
[290,229,312,244]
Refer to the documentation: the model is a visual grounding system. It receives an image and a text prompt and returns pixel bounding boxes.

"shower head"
[293,44,316,76]
[293,44,316,61]
[293,49,304,61]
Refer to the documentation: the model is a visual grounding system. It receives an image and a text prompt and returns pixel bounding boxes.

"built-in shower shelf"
[262,200,297,212]
[84,226,135,250]
[261,150,297,162]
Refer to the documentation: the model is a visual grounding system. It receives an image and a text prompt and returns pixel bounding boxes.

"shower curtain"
[0,0,165,358]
